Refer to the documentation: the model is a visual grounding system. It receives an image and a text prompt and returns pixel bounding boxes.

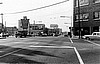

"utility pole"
[78,0,81,39]
[1,13,4,34]
[5,21,6,34]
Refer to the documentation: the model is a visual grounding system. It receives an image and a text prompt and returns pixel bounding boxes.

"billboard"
[31,24,45,30]
[50,24,58,29]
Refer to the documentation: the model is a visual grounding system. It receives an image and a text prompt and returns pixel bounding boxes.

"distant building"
[18,16,30,31]
[29,24,45,35]
[74,0,100,35]
[18,16,30,34]
[6,27,18,36]
[48,28,62,36]
[48,24,62,36]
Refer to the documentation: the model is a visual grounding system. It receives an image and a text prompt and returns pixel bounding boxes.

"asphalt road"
[0,36,100,64]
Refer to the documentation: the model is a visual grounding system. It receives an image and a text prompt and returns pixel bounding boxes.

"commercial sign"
[76,0,89,7]
[30,24,45,30]
[50,24,58,28]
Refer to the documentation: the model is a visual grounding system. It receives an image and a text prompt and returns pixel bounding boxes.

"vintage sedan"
[83,32,100,40]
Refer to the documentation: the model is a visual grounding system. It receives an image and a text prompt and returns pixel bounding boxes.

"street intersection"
[0,36,100,64]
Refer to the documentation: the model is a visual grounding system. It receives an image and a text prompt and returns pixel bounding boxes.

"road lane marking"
[74,47,84,64]
[29,45,74,49]
[0,51,3,52]
[69,38,73,43]
[84,40,100,46]
[70,38,84,64]
[13,42,39,44]
[0,49,22,58]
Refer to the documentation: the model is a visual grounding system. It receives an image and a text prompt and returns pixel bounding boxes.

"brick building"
[74,0,100,35]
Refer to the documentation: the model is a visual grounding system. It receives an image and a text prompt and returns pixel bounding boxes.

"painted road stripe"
[84,40,100,46]
[69,38,73,43]
[0,51,3,52]
[0,49,22,58]
[74,47,84,64]
[70,38,84,64]
[29,45,74,49]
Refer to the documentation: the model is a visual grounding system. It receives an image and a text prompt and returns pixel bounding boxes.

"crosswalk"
[0,45,79,64]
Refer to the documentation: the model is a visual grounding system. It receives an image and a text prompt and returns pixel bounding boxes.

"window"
[76,0,89,7]
[75,13,89,22]
[93,12,100,20]
[83,13,89,21]
[93,0,100,3]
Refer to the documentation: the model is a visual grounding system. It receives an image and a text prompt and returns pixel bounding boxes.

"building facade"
[18,16,30,34]
[6,27,18,36]
[48,28,62,36]
[29,24,45,35]
[74,0,100,35]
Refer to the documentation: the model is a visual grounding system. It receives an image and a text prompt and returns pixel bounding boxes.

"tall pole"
[5,21,6,34]
[1,13,4,33]
[70,16,73,38]
[78,0,81,39]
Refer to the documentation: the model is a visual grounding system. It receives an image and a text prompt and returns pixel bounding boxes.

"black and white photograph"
[0,0,100,64]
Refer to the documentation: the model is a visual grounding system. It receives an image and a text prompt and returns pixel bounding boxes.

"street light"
[60,16,72,28]
[60,16,73,37]
[60,16,72,31]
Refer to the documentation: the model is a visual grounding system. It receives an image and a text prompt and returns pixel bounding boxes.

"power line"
[4,0,69,15]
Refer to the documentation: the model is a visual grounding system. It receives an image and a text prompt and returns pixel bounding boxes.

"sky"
[0,0,73,32]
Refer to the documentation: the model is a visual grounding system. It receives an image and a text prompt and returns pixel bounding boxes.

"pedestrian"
[68,32,72,38]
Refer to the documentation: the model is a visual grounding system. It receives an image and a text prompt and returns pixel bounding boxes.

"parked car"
[0,33,6,39]
[3,33,10,37]
[83,32,100,40]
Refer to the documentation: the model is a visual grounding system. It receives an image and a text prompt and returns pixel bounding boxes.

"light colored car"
[0,33,3,37]
[83,32,100,40]
[0,33,5,39]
